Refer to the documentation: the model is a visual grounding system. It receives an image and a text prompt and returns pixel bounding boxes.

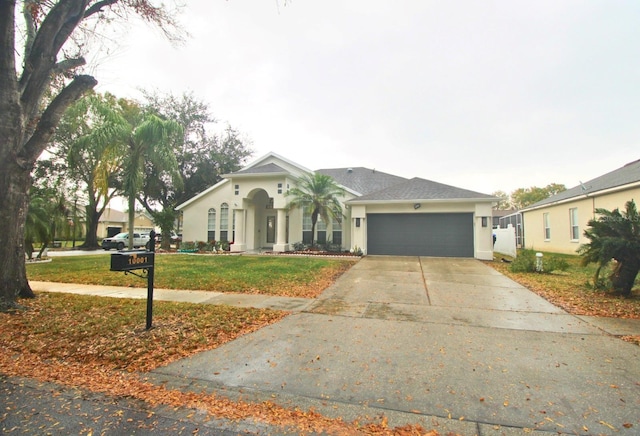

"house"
[520,159,640,254]
[98,208,156,238]
[177,152,497,259]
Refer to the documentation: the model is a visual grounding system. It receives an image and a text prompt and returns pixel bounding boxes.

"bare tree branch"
[20,74,97,167]
[54,57,87,74]
[85,0,120,18]
[20,0,89,120]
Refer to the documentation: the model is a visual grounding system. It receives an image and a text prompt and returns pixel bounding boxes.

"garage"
[367,213,474,257]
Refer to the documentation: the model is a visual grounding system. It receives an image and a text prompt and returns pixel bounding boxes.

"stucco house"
[176,152,497,259]
[98,208,156,238]
[520,159,640,254]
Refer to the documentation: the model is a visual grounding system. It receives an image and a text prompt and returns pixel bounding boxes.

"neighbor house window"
[207,208,216,241]
[220,203,229,241]
[569,208,579,240]
[543,213,551,240]
[234,184,239,195]
[277,183,283,194]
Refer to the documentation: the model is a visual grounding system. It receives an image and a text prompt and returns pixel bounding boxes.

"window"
[232,210,236,242]
[302,212,312,244]
[543,213,551,240]
[220,203,229,241]
[332,218,342,245]
[234,184,239,195]
[277,183,283,194]
[207,208,216,241]
[569,208,579,240]
[317,217,327,244]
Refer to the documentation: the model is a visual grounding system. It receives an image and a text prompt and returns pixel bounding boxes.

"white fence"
[493,225,517,258]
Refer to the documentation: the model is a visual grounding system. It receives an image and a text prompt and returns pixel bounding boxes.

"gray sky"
[94,0,640,196]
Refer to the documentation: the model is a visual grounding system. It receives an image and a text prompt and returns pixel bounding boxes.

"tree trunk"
[0,159,36,310]
[610,259,640,296]
[81,207,101,249]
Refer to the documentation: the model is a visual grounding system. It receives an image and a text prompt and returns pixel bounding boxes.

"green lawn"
[27,254,353,298]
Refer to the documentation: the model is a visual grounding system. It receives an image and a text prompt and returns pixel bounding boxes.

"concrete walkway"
[31,257,640,435]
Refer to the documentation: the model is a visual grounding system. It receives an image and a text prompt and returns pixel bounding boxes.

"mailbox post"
[110,230,156,330]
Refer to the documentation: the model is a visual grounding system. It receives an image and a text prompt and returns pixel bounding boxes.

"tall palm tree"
[122,115,183,249]
[579,200,640,296]
[60,92,130,248]
[286,173,344,247]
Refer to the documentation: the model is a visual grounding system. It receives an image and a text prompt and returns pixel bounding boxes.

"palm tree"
[579,200,640,296]
[122,115,183,249]
[286,173,344,247]
[24,196,50,260]
[59,92,130,249]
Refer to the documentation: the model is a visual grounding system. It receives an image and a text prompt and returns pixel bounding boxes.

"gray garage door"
[367,213,474,257]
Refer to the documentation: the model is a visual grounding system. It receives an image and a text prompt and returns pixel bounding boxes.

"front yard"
[488,252,640,320]
[27,253,354,298]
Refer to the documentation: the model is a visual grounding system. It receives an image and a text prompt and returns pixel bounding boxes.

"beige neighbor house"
[177,152,497,259]
[521,159,640,255]
[98,208,155,238]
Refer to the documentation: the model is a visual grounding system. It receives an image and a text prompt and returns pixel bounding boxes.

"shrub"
[292,241,306,251]
[509,249,569,274]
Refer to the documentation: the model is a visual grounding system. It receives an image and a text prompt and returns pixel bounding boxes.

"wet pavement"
[151,257,640,435]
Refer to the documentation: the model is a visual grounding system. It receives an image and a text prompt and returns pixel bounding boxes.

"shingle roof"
[316,167,408,195]
[348,177,496,202]
[231,163,288,175]
[524,159,640,209]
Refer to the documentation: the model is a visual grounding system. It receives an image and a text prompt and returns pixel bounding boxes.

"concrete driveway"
[152,257,640,435]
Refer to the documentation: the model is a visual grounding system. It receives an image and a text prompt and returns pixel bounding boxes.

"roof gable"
[349,177,496,202]
[230,163,288,176]
[524,158,640,210]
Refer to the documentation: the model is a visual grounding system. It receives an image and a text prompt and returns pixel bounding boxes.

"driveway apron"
[153,257,640,435]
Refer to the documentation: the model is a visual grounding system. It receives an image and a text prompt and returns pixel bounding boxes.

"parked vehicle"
[102,232,150,250]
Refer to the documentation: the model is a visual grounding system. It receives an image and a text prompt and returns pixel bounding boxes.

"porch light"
[414,203,421,210]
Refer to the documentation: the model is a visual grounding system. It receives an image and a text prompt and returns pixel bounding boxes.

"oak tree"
[0,0,182,310]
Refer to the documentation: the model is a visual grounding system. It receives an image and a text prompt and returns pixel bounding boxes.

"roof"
[316,167,408,196]
[100,208,127,223]
[348,177,496,203]
[230,163,288,176]
[177,152,497,210]
[523,159,640,210]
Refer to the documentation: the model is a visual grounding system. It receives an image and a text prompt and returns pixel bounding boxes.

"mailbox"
[110,251,155,272]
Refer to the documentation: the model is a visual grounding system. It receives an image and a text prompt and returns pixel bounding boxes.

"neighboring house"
[520,159,640,254]
[177,152,497,259]
[98,208,127,238]
[98,208,156,238]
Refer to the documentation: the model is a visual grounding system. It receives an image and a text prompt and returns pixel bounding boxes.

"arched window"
[220,203,229,241]
[207,208,216,241]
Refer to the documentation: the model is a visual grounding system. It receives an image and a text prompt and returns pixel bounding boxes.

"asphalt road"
[0,375,293,435]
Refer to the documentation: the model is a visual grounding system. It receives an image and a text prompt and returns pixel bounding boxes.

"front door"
[266,216,276,244]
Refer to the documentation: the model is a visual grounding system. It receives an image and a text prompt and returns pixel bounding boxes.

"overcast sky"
[93,0,640,196]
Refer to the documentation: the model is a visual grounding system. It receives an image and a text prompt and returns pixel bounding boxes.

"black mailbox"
[110,251,155,272]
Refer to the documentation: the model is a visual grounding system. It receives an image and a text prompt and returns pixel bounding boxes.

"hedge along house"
[520,159,640,255]
[176,152,498,259]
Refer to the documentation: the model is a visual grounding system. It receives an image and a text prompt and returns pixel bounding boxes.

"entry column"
[231,208,246,252]
[273,208,288,252]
